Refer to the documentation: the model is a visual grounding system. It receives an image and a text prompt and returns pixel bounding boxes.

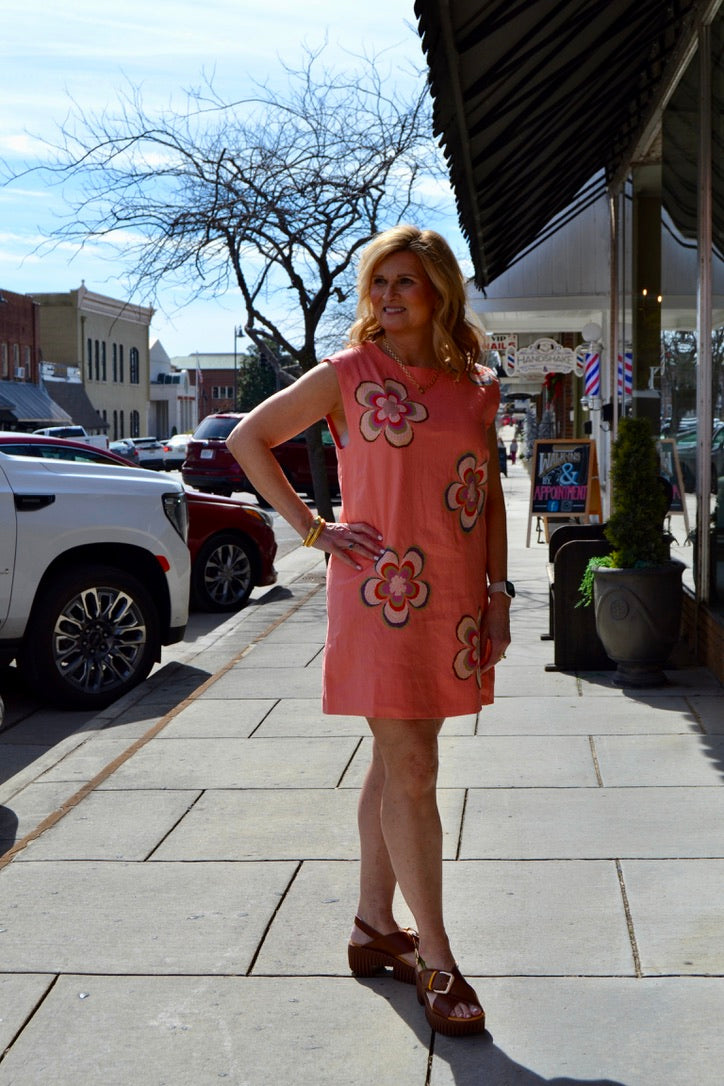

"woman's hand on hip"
[315,520,384,569]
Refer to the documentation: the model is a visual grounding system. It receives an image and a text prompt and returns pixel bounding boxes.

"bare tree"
[12,45,445,517]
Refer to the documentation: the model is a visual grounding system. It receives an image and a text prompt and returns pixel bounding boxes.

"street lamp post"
[233,326,244,411]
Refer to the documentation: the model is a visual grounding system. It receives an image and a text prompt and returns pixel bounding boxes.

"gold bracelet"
[302,515,326,547]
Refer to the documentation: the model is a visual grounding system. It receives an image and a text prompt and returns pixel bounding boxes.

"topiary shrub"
[605,416,669,568]
[577,416,670,607]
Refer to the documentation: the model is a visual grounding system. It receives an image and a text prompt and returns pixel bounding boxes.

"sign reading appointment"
[531,440,592,515]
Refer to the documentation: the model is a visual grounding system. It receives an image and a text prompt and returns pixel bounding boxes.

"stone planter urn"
[593,560,685,687]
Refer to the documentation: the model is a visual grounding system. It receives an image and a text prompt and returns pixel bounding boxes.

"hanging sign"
[505,337,586,378]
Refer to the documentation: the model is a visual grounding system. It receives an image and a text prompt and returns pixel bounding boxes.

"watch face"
[505,581,516,598]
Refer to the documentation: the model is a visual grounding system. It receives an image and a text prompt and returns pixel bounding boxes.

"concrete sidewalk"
[1,463,723,1085]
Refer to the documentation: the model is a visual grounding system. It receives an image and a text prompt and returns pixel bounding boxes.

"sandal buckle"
[430,970,455,996]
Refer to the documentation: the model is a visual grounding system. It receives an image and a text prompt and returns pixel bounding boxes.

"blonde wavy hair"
[348,225,485,377]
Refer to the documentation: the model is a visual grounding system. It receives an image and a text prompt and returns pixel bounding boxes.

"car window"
[0,443,42,457]
[38,447,112,464]
[193,417,242,440]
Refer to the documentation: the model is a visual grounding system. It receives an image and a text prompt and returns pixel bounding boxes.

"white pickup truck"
[33,425,108,450]
[0,451,190,709]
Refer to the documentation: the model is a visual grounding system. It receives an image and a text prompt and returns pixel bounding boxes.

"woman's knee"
[369,720,440,799]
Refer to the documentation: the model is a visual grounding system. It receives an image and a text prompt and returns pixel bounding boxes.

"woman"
[226,225,511,1037]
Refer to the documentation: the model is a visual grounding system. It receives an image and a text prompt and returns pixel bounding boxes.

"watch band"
[488,580,515,598]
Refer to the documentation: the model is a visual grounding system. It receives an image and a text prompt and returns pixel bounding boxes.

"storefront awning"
[414,0,706,287]
[0,381,72,428]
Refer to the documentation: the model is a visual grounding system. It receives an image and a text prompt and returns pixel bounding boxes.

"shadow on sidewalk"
[357,979,627,1085]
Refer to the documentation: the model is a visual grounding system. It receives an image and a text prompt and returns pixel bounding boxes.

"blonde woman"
[227,225,511,1036]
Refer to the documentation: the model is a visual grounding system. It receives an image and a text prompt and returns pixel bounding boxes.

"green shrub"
[605,417,669,568]
[577,417,670,607]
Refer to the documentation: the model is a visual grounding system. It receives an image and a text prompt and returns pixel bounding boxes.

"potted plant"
[579,416,685,686]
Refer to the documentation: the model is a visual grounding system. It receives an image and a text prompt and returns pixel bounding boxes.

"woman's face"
[369,250,439,338]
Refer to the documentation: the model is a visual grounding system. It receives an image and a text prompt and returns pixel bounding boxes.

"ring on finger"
[347,540,355,549]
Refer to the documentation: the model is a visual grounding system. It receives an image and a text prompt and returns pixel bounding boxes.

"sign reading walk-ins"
[527,439,601,545]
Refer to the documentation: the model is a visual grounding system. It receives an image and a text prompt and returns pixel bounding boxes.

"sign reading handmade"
[504,337,585,377]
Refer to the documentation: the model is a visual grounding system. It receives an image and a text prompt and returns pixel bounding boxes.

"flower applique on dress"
[361,546,430,628]
[453,609,483,688]
[355,379,428,447]
[445,452,488,532]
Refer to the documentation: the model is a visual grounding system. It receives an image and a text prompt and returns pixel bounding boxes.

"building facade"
[30,285,154,441]
[0,287,71,429]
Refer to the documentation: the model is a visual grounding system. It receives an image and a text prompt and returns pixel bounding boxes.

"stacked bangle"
[302,515,326,547]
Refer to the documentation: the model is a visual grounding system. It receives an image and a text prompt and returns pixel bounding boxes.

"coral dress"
[322,341,500,719]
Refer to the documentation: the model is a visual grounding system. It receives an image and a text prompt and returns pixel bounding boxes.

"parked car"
[32,424,108,450]
[0,433,277,613]
[161,433,191,470]
[109,438,141,465]
[182,412,339,502]
[128,436,166,470]
[186,490,277,611]
[0,448,189,709]
[676,423,724,492]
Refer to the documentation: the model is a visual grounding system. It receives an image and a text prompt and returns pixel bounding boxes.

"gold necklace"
[380,338,440,394]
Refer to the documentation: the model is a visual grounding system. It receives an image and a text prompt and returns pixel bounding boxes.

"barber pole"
[617,350,633,398]
[584,350,600,397]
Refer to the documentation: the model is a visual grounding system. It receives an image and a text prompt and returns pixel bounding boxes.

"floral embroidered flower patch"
[445,452,488,531]
[453,610,483,687]
[355,379,428,447]
[361,546,430,627]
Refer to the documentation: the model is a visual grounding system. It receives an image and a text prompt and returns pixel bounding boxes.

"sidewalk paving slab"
[620,858,724,974]
[92,735,359,790]
[0,975,432,1086]
[343,734,600,789]
[251,858,635,978]
[461,785,724,858]
[0,859,298,974]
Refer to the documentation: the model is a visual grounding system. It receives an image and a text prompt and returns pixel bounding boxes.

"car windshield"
[194,416,242,440]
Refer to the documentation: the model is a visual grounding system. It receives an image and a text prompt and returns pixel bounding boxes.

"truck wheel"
[191,532,254,612]
[20,565,160,710]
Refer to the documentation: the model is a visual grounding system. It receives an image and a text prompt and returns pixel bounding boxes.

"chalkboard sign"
[527,439,601,545]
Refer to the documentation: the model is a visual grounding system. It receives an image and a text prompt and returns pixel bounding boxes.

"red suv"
[182,412,339,503]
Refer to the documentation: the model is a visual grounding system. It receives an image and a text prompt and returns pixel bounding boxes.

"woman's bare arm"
[226,363,382,568]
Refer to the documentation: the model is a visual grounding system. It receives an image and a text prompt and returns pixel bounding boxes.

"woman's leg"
[364,716,481,1020]
[352,736,401,938]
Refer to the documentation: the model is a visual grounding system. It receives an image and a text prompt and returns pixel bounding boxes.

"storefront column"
[632,163,663,428]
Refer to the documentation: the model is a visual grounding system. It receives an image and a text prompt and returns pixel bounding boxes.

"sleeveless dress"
[322,341,500,719]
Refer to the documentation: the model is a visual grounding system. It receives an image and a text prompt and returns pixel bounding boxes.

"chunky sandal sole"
[416,987,486,1036]
[348,943,416,984]
[416,964,486,1037]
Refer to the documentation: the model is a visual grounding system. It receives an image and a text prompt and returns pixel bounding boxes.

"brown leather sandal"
[416,955,486,1037]
[348,914,418,984]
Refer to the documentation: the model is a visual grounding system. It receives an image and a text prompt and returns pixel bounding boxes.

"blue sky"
[1,0,464,359]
